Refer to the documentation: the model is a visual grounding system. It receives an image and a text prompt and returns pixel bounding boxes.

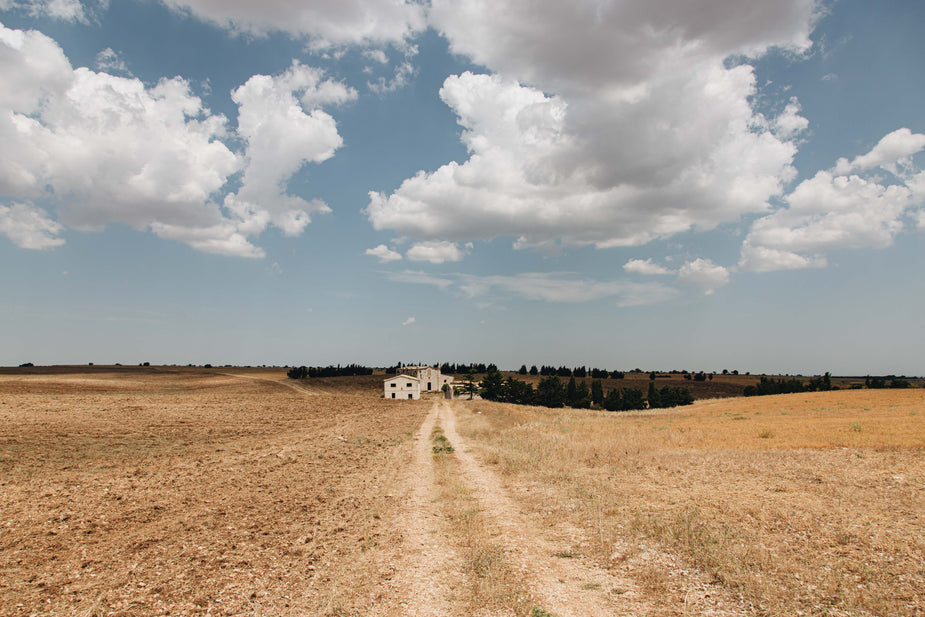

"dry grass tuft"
[431,422,538,617]
[455,390,925,616]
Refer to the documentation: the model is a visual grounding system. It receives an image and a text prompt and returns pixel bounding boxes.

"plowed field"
[0,369,428,616]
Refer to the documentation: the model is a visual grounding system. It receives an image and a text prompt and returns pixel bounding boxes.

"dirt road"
[438,401,649,616]
[385,401,649,615]
[7,372,917,616]
[381,402,460,615]
[386,400,761,616]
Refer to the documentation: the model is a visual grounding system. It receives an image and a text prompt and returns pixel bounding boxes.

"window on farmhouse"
[391,383,396,387]
[407,383,412,387]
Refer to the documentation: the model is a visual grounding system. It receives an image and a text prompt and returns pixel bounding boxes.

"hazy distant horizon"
[4,361,921,380]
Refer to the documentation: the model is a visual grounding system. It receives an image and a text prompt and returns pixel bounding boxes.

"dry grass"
[456,390,925,616]
[0,369,429,616]
[4,369,921,616]
[430,423,539,616]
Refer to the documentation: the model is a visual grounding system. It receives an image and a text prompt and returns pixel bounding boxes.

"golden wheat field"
[457,389,925,616]
[1,368,922,617]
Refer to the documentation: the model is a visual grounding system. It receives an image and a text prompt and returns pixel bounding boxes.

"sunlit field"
[2,368,922,616]
[457,389,925,616]
[0,369,428,616]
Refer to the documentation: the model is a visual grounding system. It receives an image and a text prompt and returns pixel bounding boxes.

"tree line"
[447,363,726,380]
[287,364,373,379]
[743,372,834,396]
[743,372,915,396]
[519,365,628,379]
[438,362,627,378]
[438,362,496,374]
[476,368,693,411]
[391,362,732,381]
[865,375,911,389]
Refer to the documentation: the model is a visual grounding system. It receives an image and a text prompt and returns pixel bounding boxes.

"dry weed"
[431,425,538,617]
[455,390,925,616]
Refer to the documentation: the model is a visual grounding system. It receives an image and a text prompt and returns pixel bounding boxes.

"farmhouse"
[402,365,454,392]
[383,366,454,399]
[384,375,421,399]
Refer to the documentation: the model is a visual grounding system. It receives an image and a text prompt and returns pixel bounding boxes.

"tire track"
[391,402,459,616]
[217,372,319,395]
[439,401,648,617]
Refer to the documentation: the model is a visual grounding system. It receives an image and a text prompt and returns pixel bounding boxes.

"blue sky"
[1,0,922,375]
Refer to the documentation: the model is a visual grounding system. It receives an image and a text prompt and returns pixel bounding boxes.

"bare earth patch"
[2,371,922,617]
[384,402,463,616]
[0,370,429,616]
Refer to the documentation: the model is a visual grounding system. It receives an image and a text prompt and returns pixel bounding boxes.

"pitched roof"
[384,374,421,382]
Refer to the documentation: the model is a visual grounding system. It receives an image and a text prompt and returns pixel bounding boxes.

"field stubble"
[456,390,925,616]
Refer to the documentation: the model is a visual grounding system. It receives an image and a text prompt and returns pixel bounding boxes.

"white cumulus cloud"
[429,0,815,98]
[738,244,826,272]
[740,128,925,272]
[157,0,426,48]
[402,316,415,326]
[148,221,266,259]
[365,244,402,262]
[676,259,730,295]
[0,0,94,22]
[405,240,472,263]
[0,24,352,257]
[0,202,64,249]
[368,1,816,254]
[835,127,925,175]
[623,258,673,276]
[224,61,355,238]
[772,97,810,141]
[0,23,242,250]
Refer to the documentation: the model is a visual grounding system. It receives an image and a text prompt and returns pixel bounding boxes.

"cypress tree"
[575,380,591,408]
[647,381,661,408]
[480,368,504,401]
[537,376,566,408]
[622,388,646,410]
[567,377,578,407]
[591,379,604,407]
[603,387,623,411]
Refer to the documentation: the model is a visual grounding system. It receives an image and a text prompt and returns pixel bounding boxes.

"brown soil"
[0,369,429,616]
[3,369,922,617]
[384,403,462,616]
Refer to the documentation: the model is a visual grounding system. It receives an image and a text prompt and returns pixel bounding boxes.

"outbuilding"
[383,375,421,399]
